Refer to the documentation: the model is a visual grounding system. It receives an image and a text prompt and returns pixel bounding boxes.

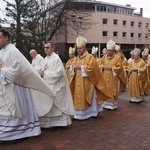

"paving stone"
[0,95,150,150]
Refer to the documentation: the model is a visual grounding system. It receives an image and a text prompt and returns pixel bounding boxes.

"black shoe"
[52,126,68,130]
[92,115,98,118]
[136,100,143,103]
[9,138,28,144]
[72,118,78,121]
[129,101,134,103]
[130,100,143,103]
[0,137,29,144]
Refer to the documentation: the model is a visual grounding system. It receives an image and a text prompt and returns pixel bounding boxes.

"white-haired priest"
[100,39,125,110]
[128,48,147,103]
[70,35,111,120]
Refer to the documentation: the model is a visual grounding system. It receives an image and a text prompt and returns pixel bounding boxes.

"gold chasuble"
[65,56,77,94]
[120,57,129,91]
[144,62,150,95]
[71,51,111,110]
[100,54,125,101]
[147,59,150,91]
[66,56,77,80]
[128,58,147,97]
[94,57,100,62]
[122,57,129,67]
[142,58,150,95]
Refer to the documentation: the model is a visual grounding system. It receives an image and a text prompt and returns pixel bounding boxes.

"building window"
[131,21,134,27]
[99,5,103,11]
[103,18,108,24]
[138,33,142,39]
[92,6,95,11]
[122,32,126,38]
[114,7,119,13]
[118,8,123,14]
[113,19,118,25]
[145,33,148,39]
[146,23,149,28]
[99,5,107,12]
[123,20,127,26]
[113,31,118,37]
[123,9,127,15]
[130,33,134,38]
[138,22,142,28]
[103,31,108,36]
[107,6,115,13]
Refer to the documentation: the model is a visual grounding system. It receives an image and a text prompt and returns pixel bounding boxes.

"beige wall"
[55,12,150,48]
[65,12,150,45]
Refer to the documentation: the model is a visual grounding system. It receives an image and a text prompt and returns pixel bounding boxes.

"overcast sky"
[0,0,149,18]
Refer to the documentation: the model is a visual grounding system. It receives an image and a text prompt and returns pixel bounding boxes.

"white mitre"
[106,39,116,50]
[133,48,141,56]
[143,47,149,53]
[91,46,98,54]
[102,48,107,55]
[69,47,75,54]
[95,47,98,52]
[130,50,133,55]
[142,50,149,57]
[115,45,120,51]
[76,35,87,47]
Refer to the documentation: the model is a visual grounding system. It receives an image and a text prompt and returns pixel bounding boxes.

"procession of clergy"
[0,28,149,143]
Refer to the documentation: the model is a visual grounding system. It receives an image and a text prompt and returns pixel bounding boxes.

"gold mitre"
[143,47,149,53]
[91,46,98,54]
[115,45,120,51]
[76,35,87,47]
[106,39,116,50]
[142,50,149,57]
[69,47,75,54]
[102,48,107,55]
[133,48,141,56]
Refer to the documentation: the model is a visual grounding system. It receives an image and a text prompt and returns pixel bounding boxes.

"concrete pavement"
[119,88,150,106]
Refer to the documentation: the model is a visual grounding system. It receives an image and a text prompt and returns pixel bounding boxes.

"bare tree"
[2,0,94,60]
[52,0,94,40]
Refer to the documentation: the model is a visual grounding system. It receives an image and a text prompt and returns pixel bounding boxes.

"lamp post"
[71,12,83,37]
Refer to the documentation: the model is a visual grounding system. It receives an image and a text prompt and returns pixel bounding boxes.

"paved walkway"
[0,91,150,150]
[119,88,150,106]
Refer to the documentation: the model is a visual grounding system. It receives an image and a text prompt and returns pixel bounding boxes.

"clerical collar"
[107,54,115,60]
[46,52,55,58]
[134,58,141,63]
[70,56,75,60]
[47,52,53,57]
[2,43,14,51]
[79,50,88,59]
[34,54,39,59]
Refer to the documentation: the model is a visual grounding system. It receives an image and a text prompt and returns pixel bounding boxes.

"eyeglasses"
[44,47,50,49]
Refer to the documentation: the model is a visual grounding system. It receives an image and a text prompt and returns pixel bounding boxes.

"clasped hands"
[130,68,138,72]
[103,66,112,70]
[66,65,70,70]
[40,65,48,77]
[74,64,81,71]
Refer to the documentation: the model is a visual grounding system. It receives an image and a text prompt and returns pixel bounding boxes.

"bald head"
[30,49,37,58]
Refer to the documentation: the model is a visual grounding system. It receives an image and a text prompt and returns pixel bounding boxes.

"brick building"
[53,0,150,60]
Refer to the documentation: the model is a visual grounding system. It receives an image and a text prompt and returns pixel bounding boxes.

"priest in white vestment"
[0,29,55,142]
[40,41,75,128]
[30,49,45,74]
